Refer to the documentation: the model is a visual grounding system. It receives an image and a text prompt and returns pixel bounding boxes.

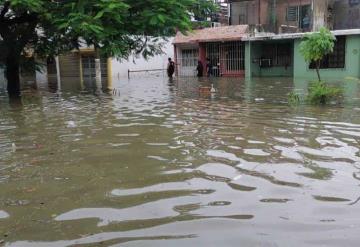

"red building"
[173,25,248,77]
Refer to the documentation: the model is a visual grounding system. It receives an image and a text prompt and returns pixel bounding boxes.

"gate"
[81,55,108,88]
[206,41,245,77]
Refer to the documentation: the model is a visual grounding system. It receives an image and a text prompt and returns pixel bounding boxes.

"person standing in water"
[167,58,175,78]
[196,60,203,77]
[206,58,212,77]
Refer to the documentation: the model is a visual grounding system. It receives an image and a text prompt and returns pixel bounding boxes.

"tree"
[299,27,336,81]
[0,0,217,97]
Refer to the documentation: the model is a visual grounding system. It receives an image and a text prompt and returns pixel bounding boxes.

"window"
[286,5,311,30]
[286,6,298,22]
[261,43,292,67]
[310,36,346,69]
[299,5,311,29]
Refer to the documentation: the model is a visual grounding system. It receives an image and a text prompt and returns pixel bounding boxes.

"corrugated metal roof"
[173,25,249,44]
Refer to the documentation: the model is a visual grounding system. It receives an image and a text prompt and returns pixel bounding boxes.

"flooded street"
[1,76,360,246]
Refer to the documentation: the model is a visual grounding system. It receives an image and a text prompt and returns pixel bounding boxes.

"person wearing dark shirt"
[206,58,212,77]
[167,58,175,78]
[196,60,203,77]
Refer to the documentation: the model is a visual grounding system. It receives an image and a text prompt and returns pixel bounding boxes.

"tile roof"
[173,25,249,44]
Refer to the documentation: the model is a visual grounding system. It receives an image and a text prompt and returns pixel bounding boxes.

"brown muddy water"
[1,76,360,246]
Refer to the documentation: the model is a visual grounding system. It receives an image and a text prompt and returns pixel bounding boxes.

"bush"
[288,91,300,105]
[306,81,342,105]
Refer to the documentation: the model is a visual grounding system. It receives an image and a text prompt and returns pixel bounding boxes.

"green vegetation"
[296,28,343,105]
[0,0,216,96]
[306,81,342,105]
[299,27,336,82]
[288,81,342,105]
[288,91,300,105]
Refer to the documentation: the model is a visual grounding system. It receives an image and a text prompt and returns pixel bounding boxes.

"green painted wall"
[258,66,293,77]
[294,35,360,79]
[245,42,251,78]
[245,40,294,78]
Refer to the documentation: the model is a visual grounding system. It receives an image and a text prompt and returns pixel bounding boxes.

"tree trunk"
[5,56,21,97]
[316,60,321,82]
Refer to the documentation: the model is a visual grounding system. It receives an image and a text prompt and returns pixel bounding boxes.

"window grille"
[262,43,292,67]
[310,36,346,69]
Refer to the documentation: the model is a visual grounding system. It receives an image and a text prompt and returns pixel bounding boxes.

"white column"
[55,56,61,91]
[95,58,102,89]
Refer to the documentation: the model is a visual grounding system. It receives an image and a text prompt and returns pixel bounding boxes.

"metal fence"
[176,41,245,77]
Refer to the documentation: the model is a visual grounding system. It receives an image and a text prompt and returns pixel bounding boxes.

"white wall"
[111,38,174,78]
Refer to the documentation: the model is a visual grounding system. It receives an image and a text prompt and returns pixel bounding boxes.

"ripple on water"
[2,77,360,246]
[0,210,9,219]
[243,149,270,157]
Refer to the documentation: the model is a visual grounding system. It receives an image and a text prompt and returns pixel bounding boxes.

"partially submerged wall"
[294,35,360,79]
[245,40,294,78]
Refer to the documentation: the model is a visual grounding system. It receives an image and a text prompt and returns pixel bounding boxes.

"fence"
[127,69,166,79]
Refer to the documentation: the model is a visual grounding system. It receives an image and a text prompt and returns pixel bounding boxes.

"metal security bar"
[177,48,199,77]
[206,43,221,77]
[206,41,245,77]
[219,41,245,76]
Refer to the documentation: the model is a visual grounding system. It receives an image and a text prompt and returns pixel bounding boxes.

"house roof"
[242,29,360,41]
[173,25,249,44]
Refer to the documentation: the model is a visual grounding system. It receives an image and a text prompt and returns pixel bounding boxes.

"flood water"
[1,76,360,246]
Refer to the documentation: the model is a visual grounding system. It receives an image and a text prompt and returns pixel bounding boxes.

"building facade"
[174,0,360,80]
[228,0,360,32]
[174,25,248,77]
[244,30,360,79]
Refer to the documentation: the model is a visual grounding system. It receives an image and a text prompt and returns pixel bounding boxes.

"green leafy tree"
[0,0,216,96]
[299,27,336,81]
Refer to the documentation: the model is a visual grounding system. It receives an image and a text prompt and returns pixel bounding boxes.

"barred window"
[310,36,346,69]
[261,43,292,67]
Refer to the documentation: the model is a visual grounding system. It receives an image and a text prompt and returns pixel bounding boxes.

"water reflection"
[1,76,360,246]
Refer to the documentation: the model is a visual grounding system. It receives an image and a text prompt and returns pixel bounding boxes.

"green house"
[244,29,360,80]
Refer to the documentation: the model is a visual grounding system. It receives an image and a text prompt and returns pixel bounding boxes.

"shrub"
[306,81,342,105]
[299,28,336,82]
[288,91,300,105]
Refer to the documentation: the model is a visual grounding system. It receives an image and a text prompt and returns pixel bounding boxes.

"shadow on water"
[1,75,360,246]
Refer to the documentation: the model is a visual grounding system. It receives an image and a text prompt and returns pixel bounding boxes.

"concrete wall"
[111,38,174,78]
[275,0,312,32]
[294,35,360,79]
[245,41,261,78]
[245,40,293,78]
[333,0,360,30]
[230,1,258,25]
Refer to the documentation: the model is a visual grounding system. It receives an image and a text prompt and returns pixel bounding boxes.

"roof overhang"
[242,29,360,41]
[173,25,249,45]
